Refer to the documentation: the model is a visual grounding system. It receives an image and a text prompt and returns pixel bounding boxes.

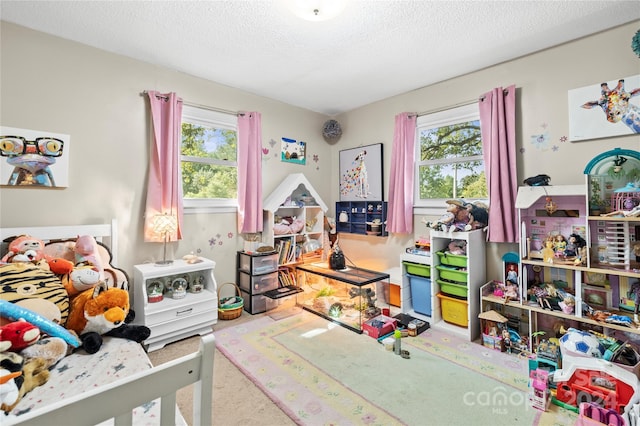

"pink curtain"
[387,112,417,234]
[479,85,517,243]
[144,91,184,242]
[237,112,263,233]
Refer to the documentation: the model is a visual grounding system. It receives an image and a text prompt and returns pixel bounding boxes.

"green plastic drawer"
[437,279,468,298]
[403,261,430,278]
[436,251,468,268]
[436,265,467,283]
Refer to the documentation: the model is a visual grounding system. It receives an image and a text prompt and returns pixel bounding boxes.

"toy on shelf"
[424,199,470,232]
[423,200,490,233]
[479,310,508,351]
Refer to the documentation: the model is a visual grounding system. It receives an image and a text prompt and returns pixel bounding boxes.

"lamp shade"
[152,213,177,237]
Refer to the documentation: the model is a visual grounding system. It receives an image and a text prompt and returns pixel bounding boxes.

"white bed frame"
[1,220,214,426]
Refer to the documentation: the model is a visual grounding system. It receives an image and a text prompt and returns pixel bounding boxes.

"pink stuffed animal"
[0,235,46,264]
[74,235,104,280]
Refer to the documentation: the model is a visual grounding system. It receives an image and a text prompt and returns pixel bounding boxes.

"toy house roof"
[478,310,508,323]
[263,173,328,213]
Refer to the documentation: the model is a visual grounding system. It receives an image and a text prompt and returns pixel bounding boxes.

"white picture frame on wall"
[568,74,640,142]
[0,126,70,188]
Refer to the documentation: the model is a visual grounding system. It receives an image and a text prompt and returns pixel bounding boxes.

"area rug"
[213,311,578,426]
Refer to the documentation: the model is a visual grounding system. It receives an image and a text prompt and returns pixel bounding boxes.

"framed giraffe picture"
[339,143,383,201]
[568,74,640,142]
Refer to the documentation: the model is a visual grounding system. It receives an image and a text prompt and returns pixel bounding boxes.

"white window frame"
[181,104,238,214]
[413,103,485,215]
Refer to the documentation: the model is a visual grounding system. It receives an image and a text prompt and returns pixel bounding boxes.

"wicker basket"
[218,282,243,320]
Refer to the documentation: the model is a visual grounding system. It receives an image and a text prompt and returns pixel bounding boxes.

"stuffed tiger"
[0,263,69,325]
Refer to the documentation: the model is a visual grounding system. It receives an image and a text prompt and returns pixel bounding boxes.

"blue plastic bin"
[408,273,431,316]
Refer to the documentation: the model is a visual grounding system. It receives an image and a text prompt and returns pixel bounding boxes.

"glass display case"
[296,263,390,333]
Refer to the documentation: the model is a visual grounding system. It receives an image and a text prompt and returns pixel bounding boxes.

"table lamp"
[152,213,177,266]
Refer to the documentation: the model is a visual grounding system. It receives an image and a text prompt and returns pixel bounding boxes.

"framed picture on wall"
[339,143,383,201]
[280,137,306,165]
[0,126,70,188]
[568,74,640,142]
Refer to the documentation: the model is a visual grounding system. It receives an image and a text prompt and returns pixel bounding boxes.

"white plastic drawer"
[238,270,279,294]
[238,252,279,275]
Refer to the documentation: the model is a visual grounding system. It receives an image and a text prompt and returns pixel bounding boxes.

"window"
[414,103,487,210]
[181,105,237,213]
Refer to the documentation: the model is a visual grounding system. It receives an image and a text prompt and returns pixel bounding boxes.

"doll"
[424,200,470,232]
[564,233,585,257]
[502,328,512,353]
[506,264,518,284]
[503,282,519,304]
[541,238,555,263]
[530,284,553,310]
[553,234,567,257]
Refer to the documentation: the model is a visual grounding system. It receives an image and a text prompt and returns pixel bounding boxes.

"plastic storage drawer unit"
[240,289,277,314]
[408,274,431,316]
[238,270,279,294]
[403,261,431,278]
[238,252,279,275]
[437,292,468,327]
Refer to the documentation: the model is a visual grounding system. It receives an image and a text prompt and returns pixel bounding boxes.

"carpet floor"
[213,310,579,426]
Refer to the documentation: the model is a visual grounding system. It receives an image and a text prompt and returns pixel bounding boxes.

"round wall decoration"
[322,119,342,144]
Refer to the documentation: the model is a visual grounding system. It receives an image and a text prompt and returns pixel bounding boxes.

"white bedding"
[10,337,176,424]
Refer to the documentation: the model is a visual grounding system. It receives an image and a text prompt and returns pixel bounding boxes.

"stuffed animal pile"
[0,234,150,414]
[423,199,490,233]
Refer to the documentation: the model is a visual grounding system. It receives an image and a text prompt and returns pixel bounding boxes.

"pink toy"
[529,369,549,411]
[0,235,46,264]
[74,235,104,280]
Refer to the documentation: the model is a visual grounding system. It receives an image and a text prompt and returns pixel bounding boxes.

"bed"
[0,220,214,426]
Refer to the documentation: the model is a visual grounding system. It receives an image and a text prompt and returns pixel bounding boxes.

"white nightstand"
[132,258,218,352]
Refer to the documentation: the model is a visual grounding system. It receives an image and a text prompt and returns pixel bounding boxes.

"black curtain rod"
[412,88,510,118]
[140,91,243,116]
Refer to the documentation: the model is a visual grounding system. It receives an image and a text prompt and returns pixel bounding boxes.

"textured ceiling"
[2,1,639,115]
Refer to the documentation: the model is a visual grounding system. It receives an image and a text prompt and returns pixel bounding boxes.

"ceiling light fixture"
[283,0,348,22]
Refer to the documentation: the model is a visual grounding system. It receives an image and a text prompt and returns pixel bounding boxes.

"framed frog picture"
[0,126,70,188]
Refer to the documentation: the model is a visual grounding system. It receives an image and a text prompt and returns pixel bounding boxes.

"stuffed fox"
[66,283,129,337]
[65,283,149,354]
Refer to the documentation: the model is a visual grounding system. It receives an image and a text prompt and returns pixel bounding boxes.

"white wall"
[2,20,639,287]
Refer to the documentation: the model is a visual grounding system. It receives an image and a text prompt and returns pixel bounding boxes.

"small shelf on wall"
[335,201,388,236]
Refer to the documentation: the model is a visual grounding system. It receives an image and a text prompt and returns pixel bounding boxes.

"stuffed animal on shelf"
[465,201,489,231]
[424,199,470,232]
[65,283,150,354]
